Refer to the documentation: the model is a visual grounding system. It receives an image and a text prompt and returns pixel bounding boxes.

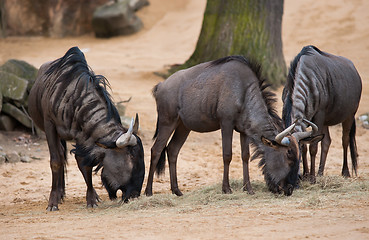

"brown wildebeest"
[28,47,145,211]
[282,45,362,183]
[145,56,322,197]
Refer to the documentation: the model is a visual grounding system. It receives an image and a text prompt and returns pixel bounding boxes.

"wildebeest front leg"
[44,121,65,211]
[240,133,254,194]
[318,126,331,176]
[76,156,100,208]
[301,144,309,178]
[221,125,233,194]
[167,121,190,196]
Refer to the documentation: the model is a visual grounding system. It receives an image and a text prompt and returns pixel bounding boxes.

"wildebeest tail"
[349,120,358,176]
[153,116,166,176]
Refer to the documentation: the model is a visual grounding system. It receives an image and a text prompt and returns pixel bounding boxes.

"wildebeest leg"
[221,125,233,194]
[301,144,309,179]
[44,121,66,211]
[76,156,100,208]
[317,126,331,176]
[145,122,178,196]
[240,133,253,194]
[309,142,318,184]
[341,118,354,177]
[166,121,190,196]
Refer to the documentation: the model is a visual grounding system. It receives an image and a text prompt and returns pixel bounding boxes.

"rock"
[1,103,32,128]
[0,59,38,90]
[6,151,20,163]
[0,91,2,112]
[0,0,110,37]
[20,155,31,163]
[0,152,6,164]
[129,0,149,11]
[0,114,16,131]
[0,71,29,102]
[92,0,143,38]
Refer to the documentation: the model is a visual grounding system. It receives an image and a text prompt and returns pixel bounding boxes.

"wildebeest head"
[98,116,145,202]
[258,119,323,196]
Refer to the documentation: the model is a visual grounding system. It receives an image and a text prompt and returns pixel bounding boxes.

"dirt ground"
[1,0,369,239]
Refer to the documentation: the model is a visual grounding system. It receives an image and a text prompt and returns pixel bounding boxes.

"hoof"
[172,189,183,196]
[46,205,59,211]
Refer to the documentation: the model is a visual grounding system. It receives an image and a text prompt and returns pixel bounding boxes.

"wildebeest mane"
[283,45,326,126]
[46,46,120,123]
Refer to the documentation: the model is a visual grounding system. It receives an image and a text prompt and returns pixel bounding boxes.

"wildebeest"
[28,47,145,211]
[144,56,321,197]
[282,45,362,182]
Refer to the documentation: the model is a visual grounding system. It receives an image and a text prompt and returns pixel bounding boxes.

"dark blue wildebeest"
[282,45,362,183]
[144,56,321,197]
[28,47,145,211]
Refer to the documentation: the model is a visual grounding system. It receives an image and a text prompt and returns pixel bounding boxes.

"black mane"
[46,46,120,123]
[283,45,325,126]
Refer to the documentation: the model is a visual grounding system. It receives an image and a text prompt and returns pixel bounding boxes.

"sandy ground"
[0,0,369,239]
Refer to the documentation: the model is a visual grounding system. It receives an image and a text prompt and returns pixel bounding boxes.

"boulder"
[0,59,38,90]
[92,0,143,38]
[1,103,32,128]
[0,114,16,131]
[129,0,150,11]
[0,71,29,102]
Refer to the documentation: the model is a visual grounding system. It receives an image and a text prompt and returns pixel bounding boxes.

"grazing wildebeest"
[282,45,362,182]
[144,56,321,197]
[28,47,145,211]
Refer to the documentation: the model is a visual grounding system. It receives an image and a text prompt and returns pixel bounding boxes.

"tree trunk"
[174,0,286,87]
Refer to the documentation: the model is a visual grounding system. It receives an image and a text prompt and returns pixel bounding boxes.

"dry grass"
[116,174,369,212]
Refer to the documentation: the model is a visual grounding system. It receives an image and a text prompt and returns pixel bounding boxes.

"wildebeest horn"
[116,117,137,148]
[275,123,296,146]
[292,119,318,142]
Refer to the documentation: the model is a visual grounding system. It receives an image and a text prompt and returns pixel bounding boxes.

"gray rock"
[6,151,20,163]
[20,155,31,163]
[0,114,16,131]
[129,0,149,11]
[0,59,38,90]
[0,152,6,164]
[92,0,143,38]
[0,71,29,102]
[1,103,32,128]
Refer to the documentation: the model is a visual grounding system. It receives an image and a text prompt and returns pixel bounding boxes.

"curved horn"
[292,119,318,142]
[275,123,296,146]
[116,117,137,148]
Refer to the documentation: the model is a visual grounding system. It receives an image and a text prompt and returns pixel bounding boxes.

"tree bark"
[174,0,286,87]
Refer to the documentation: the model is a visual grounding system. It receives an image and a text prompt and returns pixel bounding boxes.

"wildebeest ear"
[133,113,139,134]
[299,134,324,145]
[261,136,279,149]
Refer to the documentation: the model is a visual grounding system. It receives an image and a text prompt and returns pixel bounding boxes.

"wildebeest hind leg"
[341,118,354,177]
[221,125,233,194]
[166,121,190,196]
[76,156,100,207]
[240,133,253,194]
[145,122,178,196]
[44,121,66,211]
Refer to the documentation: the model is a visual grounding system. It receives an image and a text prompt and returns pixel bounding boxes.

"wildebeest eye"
[287,149,295,159]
